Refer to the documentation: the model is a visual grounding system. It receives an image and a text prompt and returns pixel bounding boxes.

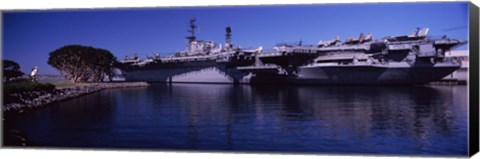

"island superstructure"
[117,20,466,85]
[117,19,258,84]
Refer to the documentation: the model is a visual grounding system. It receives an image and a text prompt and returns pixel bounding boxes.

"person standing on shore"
[31,66,38,82]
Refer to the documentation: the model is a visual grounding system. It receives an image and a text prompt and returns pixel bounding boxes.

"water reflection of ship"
[160,84,466,152]
[267,85,465,153]
[301,86,458,126]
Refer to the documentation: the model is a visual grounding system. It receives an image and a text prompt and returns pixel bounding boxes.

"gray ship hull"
[121,66,252,84]
[295,62,461,85]
[121,62,460,85]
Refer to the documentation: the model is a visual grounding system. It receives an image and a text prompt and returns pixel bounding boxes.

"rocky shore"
[3,82,149,114]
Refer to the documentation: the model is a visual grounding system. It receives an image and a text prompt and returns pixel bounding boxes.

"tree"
[3,59,24,81]
[48,45,116,83]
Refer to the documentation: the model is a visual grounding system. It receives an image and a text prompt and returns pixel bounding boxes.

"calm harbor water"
[4,84,468,156]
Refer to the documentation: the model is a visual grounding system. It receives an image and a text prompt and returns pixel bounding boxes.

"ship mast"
[186,18,197,54]
[225,27,232,50]
[186,18,197,43]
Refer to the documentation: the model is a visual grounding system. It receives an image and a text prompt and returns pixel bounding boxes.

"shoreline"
[2,82,149,115]
[2,82,147,146]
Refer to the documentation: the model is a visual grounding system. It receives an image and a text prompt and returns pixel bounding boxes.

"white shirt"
[31,68,38,76]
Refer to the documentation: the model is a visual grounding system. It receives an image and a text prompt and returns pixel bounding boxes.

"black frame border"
[469,1,479,157]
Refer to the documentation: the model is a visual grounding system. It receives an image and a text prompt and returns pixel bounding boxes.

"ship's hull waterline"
[295,63,461,85]
[120,62,460,85]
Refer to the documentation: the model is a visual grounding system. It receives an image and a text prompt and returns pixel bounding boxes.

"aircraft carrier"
[116,20,467,85]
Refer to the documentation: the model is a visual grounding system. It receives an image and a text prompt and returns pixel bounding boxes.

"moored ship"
[117,21,467,85]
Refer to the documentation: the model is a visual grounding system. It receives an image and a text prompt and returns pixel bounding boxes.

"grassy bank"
[3,81,149,113]
[40,81,77,88]
[4,81,55,95]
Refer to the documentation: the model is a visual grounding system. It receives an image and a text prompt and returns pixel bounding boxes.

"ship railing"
[387,43,411,51]
[386,39,432,45]
[434,39,467,45]
[385,35,461,45]
[120,59,141,64]
[239,47,258,51]
[427,35,463,41]
[257,51,284,57]
[316,44,370,51]
[133,59,154,66]
[439,56,463,65]
[159,54,217,63]
[290,48,317,54]
[260,49,280,53]
[158,52,238,62]
[257,48,320,57]
[272,44,372,54]
[237,64,281,70]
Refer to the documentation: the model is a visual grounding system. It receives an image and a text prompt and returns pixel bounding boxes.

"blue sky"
[2,2,469,74]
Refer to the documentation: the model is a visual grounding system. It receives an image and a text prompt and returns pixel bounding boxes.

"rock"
[3,82,149,113]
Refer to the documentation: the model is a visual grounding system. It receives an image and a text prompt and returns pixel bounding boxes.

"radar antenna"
[226,27,232,45]
[186,18,197,43]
